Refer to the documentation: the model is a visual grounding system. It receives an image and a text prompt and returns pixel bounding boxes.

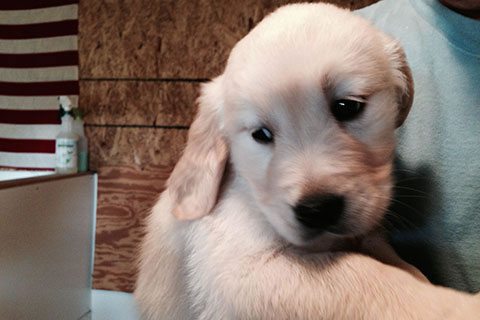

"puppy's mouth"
[294,231,362,253]
[301,223,351,239]
[297,220,363,251]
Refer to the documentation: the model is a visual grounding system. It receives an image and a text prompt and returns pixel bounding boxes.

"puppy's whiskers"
[383,209,422,231]
[369,194,422,228]
[392,185,430,196]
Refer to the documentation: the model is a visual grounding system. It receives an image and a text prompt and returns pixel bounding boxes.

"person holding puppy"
[359,0,480,293]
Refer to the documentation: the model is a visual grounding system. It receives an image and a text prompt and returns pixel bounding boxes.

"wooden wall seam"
[80,78,209,82]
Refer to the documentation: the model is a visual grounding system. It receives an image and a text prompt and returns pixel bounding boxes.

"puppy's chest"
[184,195,278,266]
[181,211,277,315]
[187,209,266,255]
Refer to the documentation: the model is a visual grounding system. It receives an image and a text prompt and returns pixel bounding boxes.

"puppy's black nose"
[294,194,345,231]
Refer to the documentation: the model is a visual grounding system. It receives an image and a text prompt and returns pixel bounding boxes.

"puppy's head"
[168,4,413,249]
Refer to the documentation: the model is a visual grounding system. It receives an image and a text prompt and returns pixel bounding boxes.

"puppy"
[135,3,479,319]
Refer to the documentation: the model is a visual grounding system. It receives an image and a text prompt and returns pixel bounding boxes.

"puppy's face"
[220,5,411,248]
[168,4,412,250]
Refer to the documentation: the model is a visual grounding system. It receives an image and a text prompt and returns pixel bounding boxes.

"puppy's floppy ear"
[167,77,228,221]
[382,35,414,128]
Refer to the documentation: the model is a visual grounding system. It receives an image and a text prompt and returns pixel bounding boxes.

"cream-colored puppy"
[135,3,479,319]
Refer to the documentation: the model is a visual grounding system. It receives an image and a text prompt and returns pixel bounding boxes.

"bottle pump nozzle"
[58,96,72,111]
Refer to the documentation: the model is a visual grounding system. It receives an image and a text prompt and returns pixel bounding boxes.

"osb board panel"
[93,164,172,292]
[85,126,188,171]
[79,0,376,79]
[80,80,200,126]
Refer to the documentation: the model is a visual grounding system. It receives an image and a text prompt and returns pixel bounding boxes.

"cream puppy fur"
[135,3,480,319]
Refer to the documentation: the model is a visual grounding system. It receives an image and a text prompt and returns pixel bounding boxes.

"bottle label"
[56,138,78,169]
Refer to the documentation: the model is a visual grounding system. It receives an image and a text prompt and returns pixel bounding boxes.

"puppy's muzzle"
[293,194,345,232]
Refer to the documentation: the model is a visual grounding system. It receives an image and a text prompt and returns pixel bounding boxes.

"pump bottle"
[55,96,79,174]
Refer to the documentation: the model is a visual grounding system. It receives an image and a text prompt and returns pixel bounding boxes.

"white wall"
[0,170,54,182]
[0,173,97,320]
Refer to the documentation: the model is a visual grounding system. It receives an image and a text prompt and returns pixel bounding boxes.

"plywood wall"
[78,0,378,292]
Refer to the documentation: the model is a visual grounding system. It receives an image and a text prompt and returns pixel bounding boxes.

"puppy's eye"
[331,99,366,122]
[252,127,274,144]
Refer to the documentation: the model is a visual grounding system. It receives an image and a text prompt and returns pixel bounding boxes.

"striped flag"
[0,0,79,171]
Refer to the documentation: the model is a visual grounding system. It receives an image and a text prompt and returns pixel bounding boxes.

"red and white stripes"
[0,0,79,171]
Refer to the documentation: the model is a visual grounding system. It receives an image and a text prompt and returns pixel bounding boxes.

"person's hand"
[359,230,430,283]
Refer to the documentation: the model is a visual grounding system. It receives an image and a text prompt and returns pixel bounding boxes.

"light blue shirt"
[358,0,480,293]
